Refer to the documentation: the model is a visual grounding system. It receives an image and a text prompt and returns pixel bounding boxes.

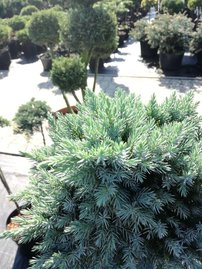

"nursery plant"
[51,55,87,110]
[130,18,157,58]
[190,22,202,66]
[13,98,51,145]
[146,13,193,54]
[28,9,60,59]
[187,0,202,9]
[0,24,11,69]
[61,6,117,89]
[0,115,9,127]
[160,0,185,14]
[146,13,194,69]
[1,89,202,269]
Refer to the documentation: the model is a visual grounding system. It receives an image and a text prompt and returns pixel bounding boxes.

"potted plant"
[146,13,194,70]
[51,55,87,111]
[0,90,202,269]
[0,24,11,70]
[28,9,61,71]
[131,18,158,58]
[16,27,37,61]
[7,15,26,59]
[0,115,10,127]
[13,98,51,146]
[61,5,118,90]
[190,22,202,67]
[0,166,39,268]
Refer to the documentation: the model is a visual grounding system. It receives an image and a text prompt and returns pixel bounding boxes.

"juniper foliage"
[2,90,202,269]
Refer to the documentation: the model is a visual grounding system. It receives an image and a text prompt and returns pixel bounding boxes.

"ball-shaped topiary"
[161,0,185,13]
[51,55,87,108]
[20,5,39,16]
[51,55,87,93]
[28,9,60,55]
[187,0,202,9]
[61,6,117,67]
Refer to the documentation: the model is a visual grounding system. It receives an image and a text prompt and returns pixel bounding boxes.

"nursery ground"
[1,38,202,268]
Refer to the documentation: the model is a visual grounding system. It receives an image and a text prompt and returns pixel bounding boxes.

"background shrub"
[0,116,10,127]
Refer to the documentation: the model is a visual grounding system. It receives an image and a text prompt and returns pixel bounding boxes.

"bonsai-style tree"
[0,115,9,127]
[28,9,60,58]
[51,55,87,110]
[1,90,202,269]
[13,98,51,145]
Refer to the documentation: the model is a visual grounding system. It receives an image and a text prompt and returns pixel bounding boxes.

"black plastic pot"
[0,49,11,70]
[140,41,158,59]
[6,207,39,261]
[21,42,37,61]
[40,56,52,71]
[196,51,202,67]
[8,39,20,59]
[159,52,184,71]
[89,58,105,73]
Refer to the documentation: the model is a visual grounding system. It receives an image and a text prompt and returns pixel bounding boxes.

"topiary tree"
[28,9,60,58]
[187,0,202,9]
[61,6,118,90]
[20,5,39,16]
[13,98,51,145]
[51,55,87,110]
[160,0,186,14]
[1,90,202,269]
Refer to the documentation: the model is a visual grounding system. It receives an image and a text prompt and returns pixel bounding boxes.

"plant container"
[159,52,184,70]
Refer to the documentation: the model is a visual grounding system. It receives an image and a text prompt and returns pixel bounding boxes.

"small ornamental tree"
[51,55,87,110]
[61,6,118,90]
[28,9,60,58]
[1,90,202,269]
[0,115,9,127]
[13,98,51,145]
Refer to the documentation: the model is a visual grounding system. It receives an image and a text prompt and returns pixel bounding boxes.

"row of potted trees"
[131,12,202,70]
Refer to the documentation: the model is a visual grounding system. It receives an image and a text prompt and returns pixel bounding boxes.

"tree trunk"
[61,90,74,113]
[72,90,81,104]
[40,122,46,146]
[92,57,99,92]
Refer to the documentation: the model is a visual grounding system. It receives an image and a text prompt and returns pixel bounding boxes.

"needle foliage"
[1,90,202,269]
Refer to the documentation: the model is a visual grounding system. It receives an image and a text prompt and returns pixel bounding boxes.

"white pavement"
[1,38,202,154]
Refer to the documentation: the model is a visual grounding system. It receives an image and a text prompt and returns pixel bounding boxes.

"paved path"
[1,38,202,268]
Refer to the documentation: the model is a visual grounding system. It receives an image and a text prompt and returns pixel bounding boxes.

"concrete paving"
[1,38,202,268]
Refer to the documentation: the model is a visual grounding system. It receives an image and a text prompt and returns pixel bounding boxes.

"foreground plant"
[1,90,202,269]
